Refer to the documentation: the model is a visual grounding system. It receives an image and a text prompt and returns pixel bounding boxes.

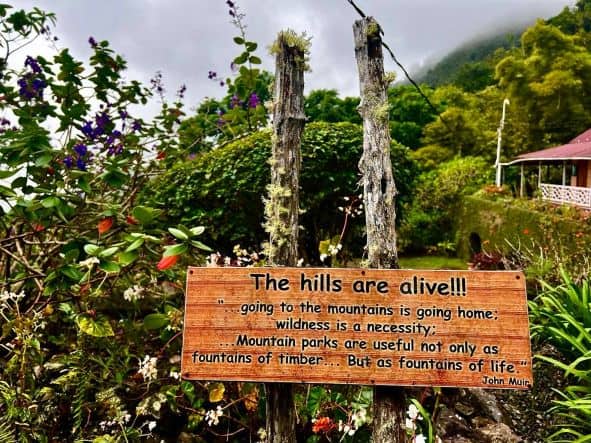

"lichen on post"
[353,16,405,442]
[263,29,309,443]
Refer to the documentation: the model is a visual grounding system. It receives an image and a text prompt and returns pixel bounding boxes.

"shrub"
[146,122,418,262]
[399,156,492,252]
[529,270,591,441]
[410,144,454,172]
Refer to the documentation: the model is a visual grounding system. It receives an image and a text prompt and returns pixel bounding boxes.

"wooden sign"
[181,267,533,389]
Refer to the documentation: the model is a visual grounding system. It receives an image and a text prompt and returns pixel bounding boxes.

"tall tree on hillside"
[496,21,591,149]
[387,84,439,149]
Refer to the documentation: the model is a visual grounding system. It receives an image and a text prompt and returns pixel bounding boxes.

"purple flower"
[17,74,46,100]
[229,95,241,109]
[119,110,128,120]
[73,143,88,157]
[88,36,97,48]
[24,56,42,74]
[94,112,111,135]
[226,0,235,7]
[0,118,10,126]
[248,92,260,108]
[76,157,87,171]
[230,62,238,72]
[132,120,142,132]
[219,80,225,87]
[63,156,74,169]
[177,84,187,99]
[216,118,225,127]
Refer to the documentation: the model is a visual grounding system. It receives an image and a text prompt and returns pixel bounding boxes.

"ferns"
[0,382,16,443]
[0,416,15,443]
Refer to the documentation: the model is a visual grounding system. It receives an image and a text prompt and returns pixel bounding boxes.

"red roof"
[506,128,591,164]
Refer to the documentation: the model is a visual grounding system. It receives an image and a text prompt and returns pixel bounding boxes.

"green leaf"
[41,196,61,208]
[84,244,100,256]
[208,382,225,403]
[249,55,261,65]
[190,240,212,252]
[117,251,137,266]
[76,315,114,337]
[233,52,248,65]
[99,246,119,258]
[99,261,120,273]
[60,266,83,281]
[125,238,144,252]
[0,169,18,179]
[143,313,169,330]
[168,227,189,241]
[245,42,258,52]
[164,243,188,257]
[99,170,128,188]
[132,206,161,225]
[0,184,16,198]
[233,36,244,45]
[190,226,205,236]
[35,153,53,167]
[78,175,91,193]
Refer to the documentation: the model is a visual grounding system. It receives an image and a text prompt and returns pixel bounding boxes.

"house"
[502,128,591,209]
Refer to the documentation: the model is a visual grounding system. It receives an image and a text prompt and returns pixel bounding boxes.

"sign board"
[181,267,533,389]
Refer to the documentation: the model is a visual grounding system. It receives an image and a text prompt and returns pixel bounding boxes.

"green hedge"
[144,122,417,261]
[456,195,591,281]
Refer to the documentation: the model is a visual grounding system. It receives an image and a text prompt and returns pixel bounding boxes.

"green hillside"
[415,28,523,89]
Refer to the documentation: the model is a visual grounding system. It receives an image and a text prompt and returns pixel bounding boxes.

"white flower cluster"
[79,257,100,268]
[328,243,342,256]
[205,405,223,426]
[98,410,131,430]
[338,407,369,437]
[320,243,342,263]
[256,427,267,443]
[0,290,25,321]
[405,403,422,432]
[123,285,144,302]
[0,290,24,303]
[138,355,158,382]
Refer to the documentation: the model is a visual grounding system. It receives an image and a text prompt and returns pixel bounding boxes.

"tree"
[304,89,361,124]
[388,84,439,149]
[496,21,591,150]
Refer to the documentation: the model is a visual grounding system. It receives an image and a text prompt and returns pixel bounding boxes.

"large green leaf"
[143,313,169,330]
[132,206,161,225]
[76,315,114,337]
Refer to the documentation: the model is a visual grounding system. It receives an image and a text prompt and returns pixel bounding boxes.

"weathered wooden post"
[264,29,308,443]
[353,17,406,442]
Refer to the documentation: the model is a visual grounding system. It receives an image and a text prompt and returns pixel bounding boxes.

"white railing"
[540,183,591,208]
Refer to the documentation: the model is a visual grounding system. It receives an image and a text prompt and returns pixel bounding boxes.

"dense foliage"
[399,157,492,252]
[529,271,591,441]
[0,5,237,441]
[2,0,591,441]
[145,122,418,263]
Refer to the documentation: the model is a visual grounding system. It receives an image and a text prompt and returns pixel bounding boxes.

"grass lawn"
[399,255,467,270]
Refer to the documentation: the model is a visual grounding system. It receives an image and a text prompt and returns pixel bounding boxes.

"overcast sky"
[17,0,574,113]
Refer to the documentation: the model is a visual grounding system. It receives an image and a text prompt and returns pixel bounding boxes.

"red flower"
[157,254,178,270]
[312,417,335,434]
[156,151,166,160]
[126,215,138,225]
[522,228,530,235]
[33,223,45,232]
[98,217,114,234]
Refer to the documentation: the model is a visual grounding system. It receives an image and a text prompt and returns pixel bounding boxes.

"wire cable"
[346,0,452,133]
